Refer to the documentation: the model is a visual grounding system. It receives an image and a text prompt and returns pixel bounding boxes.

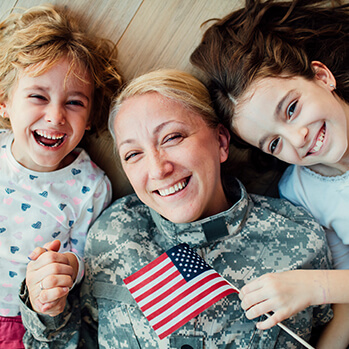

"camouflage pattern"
[20,179,332,348]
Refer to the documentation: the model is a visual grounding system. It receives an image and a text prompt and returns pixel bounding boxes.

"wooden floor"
[1,0,243,81]
[1,0,247,200]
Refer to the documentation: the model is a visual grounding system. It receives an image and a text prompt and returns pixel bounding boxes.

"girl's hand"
[239,270,327,330]
[26,240,74,317]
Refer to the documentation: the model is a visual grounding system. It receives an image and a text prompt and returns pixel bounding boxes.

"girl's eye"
[287,100,298,119]
[269,137,280,154]
[67,100,84,107]
[29,94,47,101]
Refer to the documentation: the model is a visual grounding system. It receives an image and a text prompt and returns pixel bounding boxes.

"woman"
[20,69,331,348]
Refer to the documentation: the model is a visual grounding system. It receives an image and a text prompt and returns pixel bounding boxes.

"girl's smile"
[234,63,349,175]
[2,57,93,172]
[308,124,326,155]
[33,130,67,148]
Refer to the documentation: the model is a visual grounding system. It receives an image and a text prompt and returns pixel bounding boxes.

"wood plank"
[0,1,17,21]
[117,0,243,80]
[7,0,142,43]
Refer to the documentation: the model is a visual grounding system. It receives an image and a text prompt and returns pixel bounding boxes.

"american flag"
[123,243,239,339]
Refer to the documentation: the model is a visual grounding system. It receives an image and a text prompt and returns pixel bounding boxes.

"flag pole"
[226,282,315,349]
[263,313,315,349]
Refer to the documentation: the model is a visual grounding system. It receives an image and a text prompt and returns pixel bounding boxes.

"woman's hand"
[26,240,74,317]
[239,270,327,330]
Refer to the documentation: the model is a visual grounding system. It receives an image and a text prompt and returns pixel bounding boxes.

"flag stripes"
[124,244,239,339]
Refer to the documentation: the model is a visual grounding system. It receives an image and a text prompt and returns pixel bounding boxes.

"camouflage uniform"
[20,179,332,349]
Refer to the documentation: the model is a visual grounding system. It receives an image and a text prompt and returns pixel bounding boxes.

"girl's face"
[114,92,230,223]
[1,57,93,172]
[233,63,349,172]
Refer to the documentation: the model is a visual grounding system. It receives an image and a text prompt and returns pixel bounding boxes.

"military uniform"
[20,179,332,348]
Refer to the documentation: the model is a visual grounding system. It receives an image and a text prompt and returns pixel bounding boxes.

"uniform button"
[181,346,193,349]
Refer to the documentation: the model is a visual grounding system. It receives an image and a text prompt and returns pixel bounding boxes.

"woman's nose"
[45,105,66,126]
[148,151,173,179]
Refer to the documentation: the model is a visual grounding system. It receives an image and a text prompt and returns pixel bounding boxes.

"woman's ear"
[311,61,337,90]
[218,124,230,164]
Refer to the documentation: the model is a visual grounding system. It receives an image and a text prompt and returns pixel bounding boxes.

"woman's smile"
[156,177,190,197]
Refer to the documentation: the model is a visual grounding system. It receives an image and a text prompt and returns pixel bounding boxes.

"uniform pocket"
[93,282,143,349]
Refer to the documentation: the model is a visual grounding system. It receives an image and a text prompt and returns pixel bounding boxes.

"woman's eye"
[124,152,139,162]
[287,100,298,118]
[269,138,280,154]
[163,133,183,144]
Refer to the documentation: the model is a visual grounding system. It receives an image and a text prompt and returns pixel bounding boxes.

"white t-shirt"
[0,130,112,316]
[279,165,349,269]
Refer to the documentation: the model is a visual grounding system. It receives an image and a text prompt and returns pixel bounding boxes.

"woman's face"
[114,92,230,223]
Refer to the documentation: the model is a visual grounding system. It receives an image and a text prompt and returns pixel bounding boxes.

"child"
[190,0,349,347]
[0,4,121,347]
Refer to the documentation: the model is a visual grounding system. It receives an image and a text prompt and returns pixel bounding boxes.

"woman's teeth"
[309,127,325,153]
[158,179,188,197]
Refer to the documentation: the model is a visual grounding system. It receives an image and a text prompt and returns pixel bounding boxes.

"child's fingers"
[244,298,273,320]
[28,247,48,261]
[256,314,280,330]
[28,240,61,261]
[240,287,268,311]
[43,239,61,252]
[239,278,264,299]
[28,252,72,273]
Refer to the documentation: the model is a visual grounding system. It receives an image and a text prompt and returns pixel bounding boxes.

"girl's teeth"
[36,131,64,140]
[158,180,188,197]
[310,127,325,153]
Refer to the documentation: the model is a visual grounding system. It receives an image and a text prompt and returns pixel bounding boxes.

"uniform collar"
[149,179,251,250]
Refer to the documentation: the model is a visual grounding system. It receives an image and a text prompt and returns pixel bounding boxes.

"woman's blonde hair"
[108,69,218,142]
[0,4,122,134]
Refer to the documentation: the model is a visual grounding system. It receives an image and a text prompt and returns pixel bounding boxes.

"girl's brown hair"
[191,0,349,133]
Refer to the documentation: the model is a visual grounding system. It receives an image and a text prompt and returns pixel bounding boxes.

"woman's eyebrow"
[118,120,182,148]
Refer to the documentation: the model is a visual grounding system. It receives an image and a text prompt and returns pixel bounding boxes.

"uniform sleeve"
[19,282,81,349]
[19,215,104,348]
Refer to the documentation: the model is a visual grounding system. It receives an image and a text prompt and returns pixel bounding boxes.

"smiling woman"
[113,91,230,223]
[20,69,333,348]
